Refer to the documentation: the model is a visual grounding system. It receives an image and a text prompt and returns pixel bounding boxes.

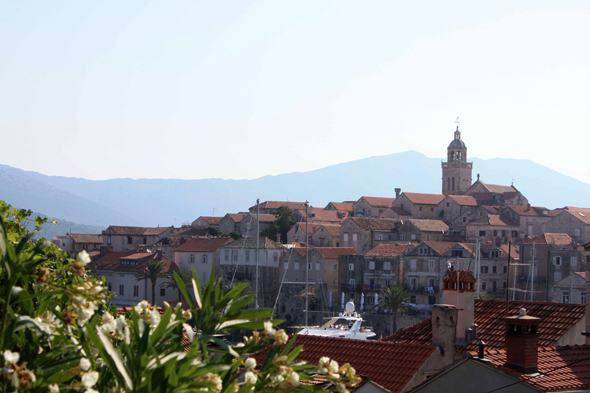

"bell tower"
[442,118,472,195]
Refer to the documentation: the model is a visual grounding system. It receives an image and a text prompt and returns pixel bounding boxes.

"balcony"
[341,284,362,292]
[363,284,383,291]
[404,285,439,293]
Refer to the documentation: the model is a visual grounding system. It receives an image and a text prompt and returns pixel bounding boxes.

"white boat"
[297,302,376,340]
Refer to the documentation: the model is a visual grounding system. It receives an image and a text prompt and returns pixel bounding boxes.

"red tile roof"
[482,345,590,392]
[252,336,436,393]
[92,252,178,274]
[408,219,449,232]
[480,183,518,194]
[70,234,103,244]
[347,218,399,230]
[575,271,586,280]
[225,213,249,223]
[488,215,518,227]
[563,207,590,224]
[505,205,559,217]
[107,226,172,236]
[382,300,585,352]
[319,225,341,237]
[521,233,574,245]
[298,209,346,222]
[174,238,234,253]
[482,205,499,214]
[403,192,445,205]
[314,247,358,259]
[327,202,354,212]
[442,270,477,285]
[448,195,478,206]
[251,201,307,211]
[366,243,414,257]
[198,216,223,225]
[421,241,456,255]
[360,196,396,207]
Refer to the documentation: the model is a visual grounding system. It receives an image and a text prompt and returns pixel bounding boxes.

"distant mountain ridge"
[1,151,589,227]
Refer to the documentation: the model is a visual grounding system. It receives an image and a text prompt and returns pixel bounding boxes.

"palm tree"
[379,286,414,335]
[161,269,192,302]
[135,260,167,305]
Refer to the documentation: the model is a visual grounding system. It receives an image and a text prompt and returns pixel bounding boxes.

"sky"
[1,1,589,183]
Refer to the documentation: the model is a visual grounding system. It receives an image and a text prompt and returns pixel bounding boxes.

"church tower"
[442,121,472,195]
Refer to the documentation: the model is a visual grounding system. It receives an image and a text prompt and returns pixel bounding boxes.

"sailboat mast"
[255,198,260,309]
[305,201,309,327]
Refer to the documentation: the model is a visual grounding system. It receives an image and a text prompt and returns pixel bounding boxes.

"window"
[160,288,165,296]
[582,292,586,304]
[479,230,486,236]
[553,256,562,266]
[400,234,406,240]
[452,250,462,257]
[349,263,354,271]
[411,234,416,240]
[571,256,577,266]
[429,260,435,269]
[528,225,533,235]
[202,254,207,263]
[133,285,139,297]
[284,262,289,270]
[294,262,300,270]
[562,291,570,304]
[349,278,356,286]
[108,282,112,292]
[431,207,434,211]
[492,266,497,273]
[333,264,338,271]
[233,252,238,262]
[554,272,562,282]
[316,262,320,271]
[352,234,358,242]
[343,233,349,242]
[481,282,486,290]
[245,251,250,262]
[428,278,435,287]
[190,254,195,264]
[503,266,507,273]
[384,262,391,270]
[225,250,229,261]
[410,277,418,291]
[428,296,436,305]
[481,266,489,274]
[410,259,417,269]
[491,250,499,258]
[419,207,422,211]
[492,281,497,292]
[419,247,427,255]
[530,248,536,257]
[503,281,507,288]
[119,285,124,296]
[127,236,132,245]
[369,261,375,270]
[575,228,581,237]
[273,252,278,262]
[143,237,147,245]
[107,235,112,245]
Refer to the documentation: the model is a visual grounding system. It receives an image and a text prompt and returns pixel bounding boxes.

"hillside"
[1,151,589,227]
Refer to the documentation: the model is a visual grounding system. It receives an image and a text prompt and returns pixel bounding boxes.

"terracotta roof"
[174,238,234,253]
[407,219,449,232]
[505,205,559,217]
[575,271,586,280]
[252,336,436,393]
[391,207,412,216]
[292,247,307,256]
[563,207,590,224]
[447,195,478,207]
[382,300,585,352]
[482,345,590,392]
[251,201,307,211]
[297,209,346,222]
[442,270,477,285]
[314,247,358,259]
[224,213,249,223]
[480,182,518,194]
[70,234,103,244]
[360,196,396,207]
[347,218,399,230]
[197,216,223,225]
[326,202,354,212]
[468,215,518,227]
[497,243,520,259]
[522,233,574,245]
[421,241,456,255]
[172,227,212,237]
[482,205,499,214]
[402,192,445,205]
[221,237,284,250]
[319,225,341,237]
[366,243,414,257]
[106,226,171,236]
[92,252,178,274]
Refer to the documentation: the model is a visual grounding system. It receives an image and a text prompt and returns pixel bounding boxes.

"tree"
[161,269,192,302]
[379,286,415,334]
[260,206,297,244]
[135,259,167,305]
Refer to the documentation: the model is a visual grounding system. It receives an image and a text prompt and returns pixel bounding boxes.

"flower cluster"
[99,312,128,341]
[267,356,300,392]
[196,372,223,392]
[2,350,36,389]
[244,321,289,347]
[317,357,362,393]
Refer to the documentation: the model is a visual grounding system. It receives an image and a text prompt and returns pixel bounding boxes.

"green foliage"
[260,206,297,244]
[228,231,241,240]
[0,200,364,393]
[379,286,415,334]
[161,269,192,302]
[135,260,167,305]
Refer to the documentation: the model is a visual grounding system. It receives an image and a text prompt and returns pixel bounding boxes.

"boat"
[297,301,376,340]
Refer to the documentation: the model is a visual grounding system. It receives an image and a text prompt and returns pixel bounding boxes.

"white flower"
[3,350,19,365]
[85,389,99,393]
[75,300,97,326]
[285,371,300,388]
[183,323,194,342]
[134,300,149,314]
[244,357,256,370]
[48,383,60,393]
[244,371,257,385]
[79,358,91,372]
[235,343,245,348]
[77,250,91,265]
[329,360,339,374]
[263,321,276,335]
[148,308,161,326]
[81,371,99,388]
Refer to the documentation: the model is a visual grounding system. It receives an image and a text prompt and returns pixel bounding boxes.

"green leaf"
[92,326,134,390]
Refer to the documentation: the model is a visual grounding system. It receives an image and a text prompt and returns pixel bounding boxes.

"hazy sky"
[2,1,589,183]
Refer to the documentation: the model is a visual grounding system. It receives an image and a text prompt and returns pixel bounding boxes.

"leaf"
[92,327,134,390]
[174,271,194,309]
[191,270,202,310]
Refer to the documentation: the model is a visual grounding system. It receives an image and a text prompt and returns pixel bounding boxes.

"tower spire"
[455,116,461,131]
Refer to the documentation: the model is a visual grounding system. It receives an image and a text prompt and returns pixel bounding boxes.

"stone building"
[353,196,396,217]
[173,237,234,283]
[310,224,341,247]
[499,204,559,237]
[544,207,590,244]
[391,192,445,220]
[441,125,472,196]
[248,201,307,215]
[324,201,354,214]
[518,233,583,302]
[102,226,173,252]
[465,215,520,245]
[463,178,528,207]
[436,195,478,226]
[53,233,103,255]
[191,216,223,229]
[339,218,400,254]
[551,271,586,304]
[293,208,347,223]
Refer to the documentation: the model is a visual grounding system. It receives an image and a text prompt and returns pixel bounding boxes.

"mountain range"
[1,151,589,232]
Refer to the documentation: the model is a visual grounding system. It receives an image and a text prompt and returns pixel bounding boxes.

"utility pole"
[305,201,309,327]
[255,198,260,309]
[505,239,512,316]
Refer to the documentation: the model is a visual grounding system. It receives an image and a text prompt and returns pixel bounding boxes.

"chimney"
[431,304,458,365]
[156,250,163,260]
[395,188,401,198]
[526,203,531,212]
[504,308,541,374]
[442,269,476,344]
